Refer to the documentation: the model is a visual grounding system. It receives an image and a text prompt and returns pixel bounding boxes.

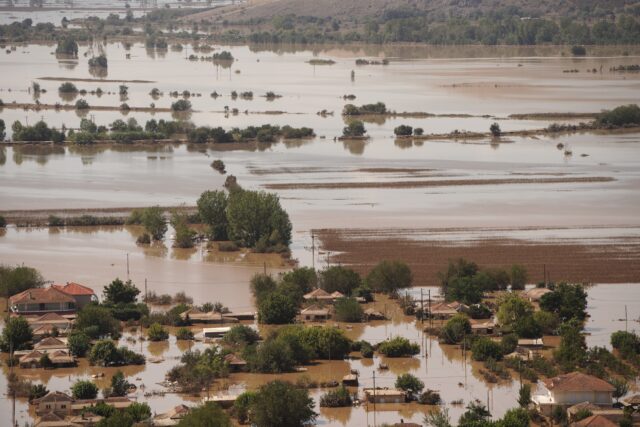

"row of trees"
[187,124,314,144]
[439,258,528,304]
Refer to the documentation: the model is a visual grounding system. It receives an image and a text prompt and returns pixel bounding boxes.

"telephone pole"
[126,253,130,280]
[420,288,424,324]
[311,233,315,270]
[372,371,377,427]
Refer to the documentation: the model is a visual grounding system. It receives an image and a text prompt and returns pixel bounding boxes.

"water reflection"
[341,139,367,155]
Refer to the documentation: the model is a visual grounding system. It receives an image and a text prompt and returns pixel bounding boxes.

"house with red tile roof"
[533,372,615,416]
[9,283,96,315]
[52,282,97,308]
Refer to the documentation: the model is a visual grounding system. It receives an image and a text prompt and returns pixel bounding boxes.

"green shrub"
[320,385,352,407]
[334,297,364,322]
[440,314,471,344]
[147,323,169,341]
[378,336,420,357]
[471,337,503,361]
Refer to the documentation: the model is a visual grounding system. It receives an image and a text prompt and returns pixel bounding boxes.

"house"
[224,353,247,372]
[202,327,231,338]
[518,338,544,348]
[34,337,68,352]
[364,308,386,321]
[523,287,552,302]
[572,414,618,427]
[299,304,331,322]
[68,412,104,426]
[621,394,640,410]
[363,388,406,404]
[29,313,73,339]
[180,308,238,324]
[9,287,77,315]
[20,350,46,368]
[342,374,358,386]
[533,372,615,416]
[303,288,334,302]
[34,412,75,427]
[471,320,495,335]
[567,402,623,423]
[153,404,191,426]
[70,397,133,415]
[51,282,97,308]
[205,395,237,408]
[48,350,76,367]
[330,291,345,300]
[427,301,468,319]
[33,391,74,416]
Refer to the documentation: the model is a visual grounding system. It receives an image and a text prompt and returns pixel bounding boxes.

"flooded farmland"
[1,38,640,426]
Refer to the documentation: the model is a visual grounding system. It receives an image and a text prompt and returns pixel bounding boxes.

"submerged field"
[1,41,640,426]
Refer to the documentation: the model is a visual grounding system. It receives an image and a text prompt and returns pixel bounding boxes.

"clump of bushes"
[88,54,108,68]
[320,386,352,407]
[596,104,640,128]
[377,336,420,357]
[170,99,192,112]
[343,102,387,115]
[211,159,226,174]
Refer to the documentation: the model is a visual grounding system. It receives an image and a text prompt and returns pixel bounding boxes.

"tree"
[299,326,352,360]
[147,323,169,341]
[342,120,366,137]
[394,125,413,136]
[75,99,90,110]
[0,316,33,352]
[222,325,260,347]
[88,340,120,366]
[141,206,167,240]
[125,402,151,422]
[75,304,120,339]
[498,408,530,427]
[0,119,5,141]
[178,402,232,427]
[0,264,44,298]
[258,290,298,324]
[440,314,471,344]
[611,378,629,403]
[471,337,503,361]
[425,408,452,427]
[56,37,78,56]
[96,411,134,427]
[365,260,413,293]
[226,190,292,249]
[171,211,196,248]
[171,99,192,112]
[71,380,98,399]
[490,122,501,137]
[175,327,194,340]
[510,264,528,290]
[334,297,364,322]
[103,278,140,305]
[197,190,228,240]
[319,266,361,295]
[67,331,91,357]
[571,45,587,56]
[395,373,424,399]
[231,391,257,423]
[108,370,131,397]
[540,283,588,322]
[554,320,587,371]
[29,384,48,402]
[518,383,531,408]
[496,294,534,331]
[459,402,491,426]
[250,381,316,427]
[281,267,317,294]
[250,273,278,303]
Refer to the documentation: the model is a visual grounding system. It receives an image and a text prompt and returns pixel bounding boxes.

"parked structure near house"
[363,388,406,404]
[427,301,468,319]
[532,372,615,416]
[9,283,96,315]
[153,404,191,426]
[299,304,331,322]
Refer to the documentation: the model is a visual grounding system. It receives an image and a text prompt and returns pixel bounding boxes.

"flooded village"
[1,0,640,426]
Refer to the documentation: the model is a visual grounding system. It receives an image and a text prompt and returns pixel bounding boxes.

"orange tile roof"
[544,372,615,393]
[574,415,618,427]
[10,287,75,305]
[52,282,95,296]
[31,313,72,324]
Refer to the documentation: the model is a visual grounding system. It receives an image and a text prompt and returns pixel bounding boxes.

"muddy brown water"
[1,42,640,425]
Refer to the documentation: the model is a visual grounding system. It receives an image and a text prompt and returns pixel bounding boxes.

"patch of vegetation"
[377,336,420,357]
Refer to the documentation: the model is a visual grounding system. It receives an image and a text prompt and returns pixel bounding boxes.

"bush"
[88,54,108,68]
[175,327,194,340]
[418,389,441,405]
[71,380,98,399]
[490,122,501,137]
[67,332,91,357]
[378,336,420,357]
[334,297,364,322]
[136,233,151,245]
[222,325,260,347]
[596,104,640,127]
[249,381,316,427]
[440,314,472,344]
[342,120,366,137]
[366,260,413,293]
[171,99,192,111]
[58,82,78,93]
[394,125,413,136]
[413,127,424,136]
[320,386,353,407]
[571,45,587,56]
[75,99,89,110]
[147,323,169,341]
[319,266,361,295]
[258,290,298,324]
[471,337,504,361]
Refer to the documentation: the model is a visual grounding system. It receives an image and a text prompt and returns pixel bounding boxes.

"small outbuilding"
[363,388,406,404]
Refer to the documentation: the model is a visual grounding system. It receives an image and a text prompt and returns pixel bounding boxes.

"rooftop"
[10,287,76,305]
[544,372,615,393]
[574,415,618,427]
[52,282,95,296]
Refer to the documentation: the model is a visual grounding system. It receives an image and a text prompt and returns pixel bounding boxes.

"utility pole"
[420,288,424,324]
[311,233,315,270]
[428,289,432,329]
[144,278,148,302]
[126,253,130,280]
[372,371,377,427]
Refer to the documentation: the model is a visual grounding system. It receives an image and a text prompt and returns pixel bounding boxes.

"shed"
[363,388,406,404]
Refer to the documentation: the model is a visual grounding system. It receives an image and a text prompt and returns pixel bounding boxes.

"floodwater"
[1,41,640,425]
